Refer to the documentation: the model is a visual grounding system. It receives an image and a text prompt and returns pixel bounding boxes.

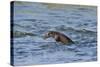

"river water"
[11,1,97,66]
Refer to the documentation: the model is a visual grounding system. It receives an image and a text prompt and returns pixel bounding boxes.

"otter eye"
[49,33,53,36]
[48,33,50,36]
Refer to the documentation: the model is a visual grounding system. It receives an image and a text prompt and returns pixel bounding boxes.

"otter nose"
[43,34,49,39]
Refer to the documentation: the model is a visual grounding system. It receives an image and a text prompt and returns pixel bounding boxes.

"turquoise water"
[11,1,97,66]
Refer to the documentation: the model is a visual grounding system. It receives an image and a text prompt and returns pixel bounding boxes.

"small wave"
[31,48,43,51]
[12,31,36,38]
[22,19,37,22]
[76,52,88,56]
[14,19,37,23]
[16,51,29,56]
[55,25,96,33]
[77,7,93,12]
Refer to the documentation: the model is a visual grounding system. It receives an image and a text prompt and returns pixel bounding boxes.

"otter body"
[44,31,74,45]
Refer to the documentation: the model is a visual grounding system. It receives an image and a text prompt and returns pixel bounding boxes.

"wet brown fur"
[44,31,74,44]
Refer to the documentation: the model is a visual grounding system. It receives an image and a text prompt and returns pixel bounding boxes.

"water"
[11,1,97,66]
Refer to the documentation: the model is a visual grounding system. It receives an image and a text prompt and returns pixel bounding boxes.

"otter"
[44,31,74,45]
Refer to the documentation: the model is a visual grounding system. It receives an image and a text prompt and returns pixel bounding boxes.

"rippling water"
[11,1,97,66]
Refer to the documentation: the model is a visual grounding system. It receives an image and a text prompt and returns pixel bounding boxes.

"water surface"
[11,1,97,66]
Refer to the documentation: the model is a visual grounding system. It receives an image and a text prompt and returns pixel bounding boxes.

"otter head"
[44,31,56,39]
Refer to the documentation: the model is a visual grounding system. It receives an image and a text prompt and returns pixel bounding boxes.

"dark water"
[11,1,97,66]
